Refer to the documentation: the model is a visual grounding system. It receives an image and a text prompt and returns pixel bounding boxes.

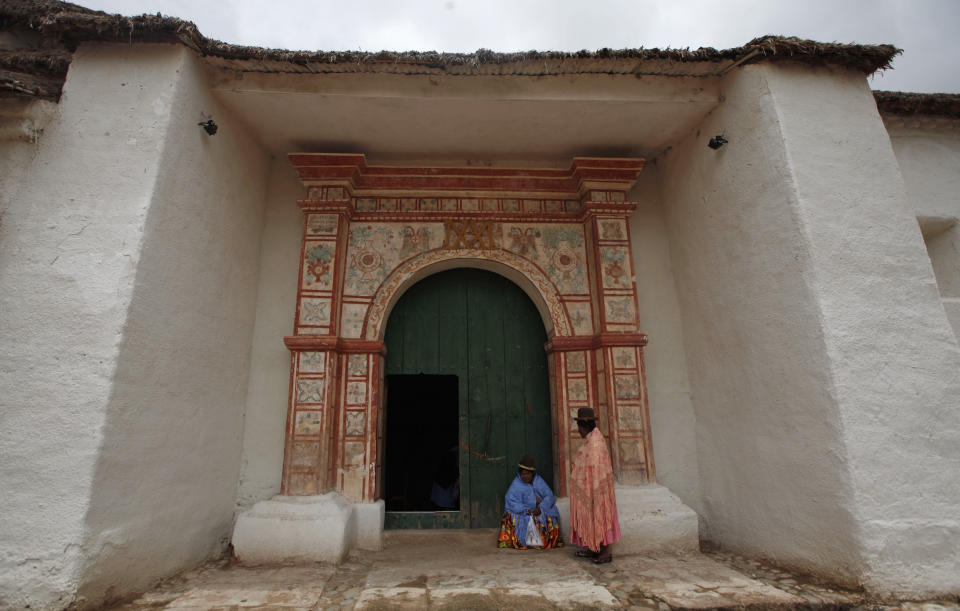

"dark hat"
[576,407,596,422]
[518,455,536,471]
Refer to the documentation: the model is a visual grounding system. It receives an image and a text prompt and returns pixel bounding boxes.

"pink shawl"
[569,428,621,551]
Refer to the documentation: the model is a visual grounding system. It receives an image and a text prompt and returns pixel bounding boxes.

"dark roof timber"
[0,0,912,107]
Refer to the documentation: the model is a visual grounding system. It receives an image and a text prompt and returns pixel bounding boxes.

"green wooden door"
[383,268,552,529]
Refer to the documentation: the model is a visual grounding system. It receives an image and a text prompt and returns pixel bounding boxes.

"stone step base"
[232,483,697,564]
[232,494,384,564]
[555,484,700,554]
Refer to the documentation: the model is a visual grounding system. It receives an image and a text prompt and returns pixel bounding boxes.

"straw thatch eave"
[874,91,960,120]
[1,0,901,102]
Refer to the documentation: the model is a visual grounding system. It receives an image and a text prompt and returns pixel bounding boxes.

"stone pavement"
[113,530,959,610]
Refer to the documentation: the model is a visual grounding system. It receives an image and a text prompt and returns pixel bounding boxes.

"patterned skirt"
[497,513,564,550]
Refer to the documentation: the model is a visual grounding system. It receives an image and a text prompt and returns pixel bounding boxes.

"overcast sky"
[79,0,960,93]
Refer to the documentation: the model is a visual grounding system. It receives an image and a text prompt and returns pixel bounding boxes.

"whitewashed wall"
[770,68,960,595]
[628,168,701,511]
[0,136,39,211]
[0,44,187,609]
[237,160,304,507]
[885,117,960,337]
[660,63,864,583]
[662,63,960,595]
[0,43,269,609]
[886,117,960,220]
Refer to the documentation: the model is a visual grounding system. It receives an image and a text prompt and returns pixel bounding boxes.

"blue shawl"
[503,474,559,544]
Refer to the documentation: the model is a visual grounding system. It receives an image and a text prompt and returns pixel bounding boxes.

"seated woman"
[497,455,563,550]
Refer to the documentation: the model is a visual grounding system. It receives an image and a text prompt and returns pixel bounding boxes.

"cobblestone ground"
[112,531,960,610]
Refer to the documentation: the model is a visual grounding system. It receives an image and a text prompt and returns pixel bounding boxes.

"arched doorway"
[382,268,553,528]
[280,154,654,507]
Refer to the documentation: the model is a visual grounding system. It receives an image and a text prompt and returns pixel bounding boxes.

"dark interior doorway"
[384,374,460,512]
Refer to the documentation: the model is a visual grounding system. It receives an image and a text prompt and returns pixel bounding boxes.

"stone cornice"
[284,336,387,355]
[545,332,648,353]
[295,201,637,221]
[289,154,644,203]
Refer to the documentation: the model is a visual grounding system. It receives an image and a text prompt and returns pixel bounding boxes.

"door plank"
[438,277,469,518]
[467,271,509,528]
[502,284,527,496]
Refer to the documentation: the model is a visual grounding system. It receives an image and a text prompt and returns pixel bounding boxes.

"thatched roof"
[874,91,960,119]
[1,0,901,102]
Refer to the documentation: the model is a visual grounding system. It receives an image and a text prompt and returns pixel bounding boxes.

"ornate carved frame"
[282,154,654,503]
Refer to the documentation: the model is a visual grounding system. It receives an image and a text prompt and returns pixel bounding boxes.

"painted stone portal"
[282,154,653,503]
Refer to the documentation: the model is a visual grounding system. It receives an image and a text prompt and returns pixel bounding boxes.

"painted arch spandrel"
[342,220,590,341]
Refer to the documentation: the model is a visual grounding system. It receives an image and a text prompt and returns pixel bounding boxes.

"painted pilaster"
[335,345,386,503]
[281,341,335,494]
[281,199,350,496]
[579,198,655,484]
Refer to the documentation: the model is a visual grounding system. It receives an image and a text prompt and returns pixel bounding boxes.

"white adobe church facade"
[1,3,959,608]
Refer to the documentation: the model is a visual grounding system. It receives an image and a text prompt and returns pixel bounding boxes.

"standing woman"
[570,408,620,563]
[497,455,564,550]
